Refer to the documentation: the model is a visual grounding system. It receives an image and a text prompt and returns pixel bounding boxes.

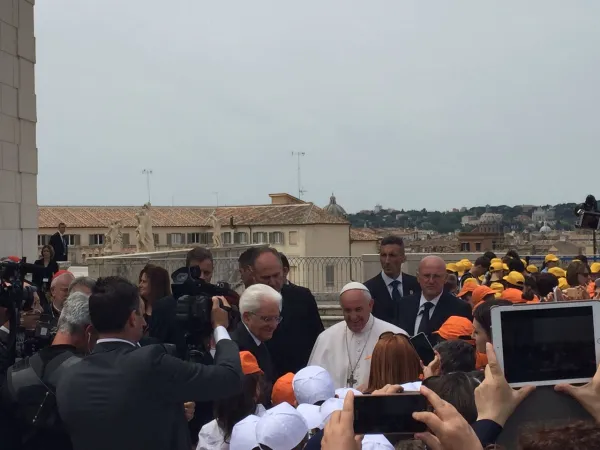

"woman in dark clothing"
[138,264,186,358]
[33,245,59,310]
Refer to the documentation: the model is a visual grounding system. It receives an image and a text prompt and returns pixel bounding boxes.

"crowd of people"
[0,234,599,449]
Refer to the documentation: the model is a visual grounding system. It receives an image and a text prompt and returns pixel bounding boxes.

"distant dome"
[324,193,347,217]
[540,221,552,233]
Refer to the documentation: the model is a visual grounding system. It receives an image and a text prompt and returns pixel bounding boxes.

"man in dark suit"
[246,248,323,378]
[230,283,281,383]
[364,235,421,324]
[396,256,472,340]
[49,222,68,262]
[56,276,243,450]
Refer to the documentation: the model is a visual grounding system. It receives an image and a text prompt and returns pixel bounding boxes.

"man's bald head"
[417,256,447,300]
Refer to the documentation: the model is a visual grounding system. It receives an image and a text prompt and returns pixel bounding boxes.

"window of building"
[153,234,160,246]
[460,243,470,252]
[234,232,248,245]
[475,242,481,252]
[253,232,268,244]
[122,233,130,246]
[168,233,185,246]
[65,234,79,246]
[289,231,298,246]
[89,234,104,246]
[492,241,497,250]
[37,234,51,246]
[199,232,212,245]
[269,232,284,245]
[187,233,201,244]
[325,265,335,288]
[222,232,232,245]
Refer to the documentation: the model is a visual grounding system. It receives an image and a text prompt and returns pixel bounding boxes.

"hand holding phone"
[410,332,436,365]
[353,393,427,435]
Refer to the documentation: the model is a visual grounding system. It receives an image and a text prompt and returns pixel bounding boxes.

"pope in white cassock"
[308,281,408,389]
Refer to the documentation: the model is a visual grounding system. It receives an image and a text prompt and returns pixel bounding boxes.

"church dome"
[324,193,347,217]
[540,221,552,233]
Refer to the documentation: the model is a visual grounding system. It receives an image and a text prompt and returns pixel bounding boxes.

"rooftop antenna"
[141,169,153,203]
[212,191,219,207]
[291,152,307,199]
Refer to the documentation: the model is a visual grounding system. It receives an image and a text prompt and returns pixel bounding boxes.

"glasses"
[249,312,282,324]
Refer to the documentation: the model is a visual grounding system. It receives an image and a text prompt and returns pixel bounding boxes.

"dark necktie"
[418,302,434,335]
[390,280,402,302]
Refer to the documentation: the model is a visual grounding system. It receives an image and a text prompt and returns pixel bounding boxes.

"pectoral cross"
[346,372,357,387]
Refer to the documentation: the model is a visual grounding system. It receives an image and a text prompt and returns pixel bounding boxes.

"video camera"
[574,195,600,230]
[0,258,40,311]
[171,265,240,357]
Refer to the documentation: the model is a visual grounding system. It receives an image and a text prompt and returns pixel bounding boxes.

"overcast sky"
[35,1,600,212]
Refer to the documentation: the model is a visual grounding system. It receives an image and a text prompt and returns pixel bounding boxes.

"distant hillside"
[348,203,579,233]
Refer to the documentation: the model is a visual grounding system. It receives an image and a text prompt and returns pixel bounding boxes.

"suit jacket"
[49,233,68,262]
[56,339,243,450]
[364,273,421,324]
[230,321,275,383]
[395,291,473,340]
[266,283,324,378]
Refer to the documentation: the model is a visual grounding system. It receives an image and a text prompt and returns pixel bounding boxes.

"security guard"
[2,291,96,450]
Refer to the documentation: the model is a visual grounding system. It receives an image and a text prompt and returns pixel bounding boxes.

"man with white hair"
[4,291,95,449]
[230,283,282,383]
[68,276,96,295]
[308,282,408,389]
[49,270,75,315]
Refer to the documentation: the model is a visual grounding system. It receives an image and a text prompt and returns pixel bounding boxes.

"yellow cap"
[460,259,473,270]
[491,258,502,264]
[558,277,569,290]
[548,267,566,278]
[521,259,527,267]
[502,263,510,271]
[526,265,538,273]
[545,254,559,263]
[503,271,525,287]
[490,261,503,272]
[456,261,466,276]
[463,278,479,288]
[591,262,600,274]
[446,263,458,273]
[490,282,504,298]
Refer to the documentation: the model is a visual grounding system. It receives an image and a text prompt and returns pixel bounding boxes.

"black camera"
[574,195,600,230]
[171,266,240,352]
[0,258,40,311]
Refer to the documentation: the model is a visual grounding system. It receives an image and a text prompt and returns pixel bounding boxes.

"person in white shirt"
[308,282,408,389]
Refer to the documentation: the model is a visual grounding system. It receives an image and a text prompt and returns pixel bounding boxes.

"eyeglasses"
[249,312,282,324]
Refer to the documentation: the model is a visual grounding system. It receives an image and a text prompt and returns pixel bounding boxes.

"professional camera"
[171,266,240,357]
[0,258,40,311]
[574,195,600,230]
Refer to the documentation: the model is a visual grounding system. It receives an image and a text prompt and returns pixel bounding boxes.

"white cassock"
[308,314,408,389]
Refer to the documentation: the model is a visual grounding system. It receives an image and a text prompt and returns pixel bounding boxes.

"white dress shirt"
[243,323,262,346]
[381,271,403,297]
[413,293,442,336]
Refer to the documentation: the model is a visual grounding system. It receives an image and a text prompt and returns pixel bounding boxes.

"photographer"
[56,276,243,450]
[1,291,94,450]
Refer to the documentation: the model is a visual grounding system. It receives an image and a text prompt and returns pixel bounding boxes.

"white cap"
[296,403,322,430]
[362,434,394,450]
[230,414,260,450]
[335,388,362,399]
[293,366,335,405]
[256,402,308,450]
[400,381,422,392]
[340,281,370,295]
[318,397,345,429]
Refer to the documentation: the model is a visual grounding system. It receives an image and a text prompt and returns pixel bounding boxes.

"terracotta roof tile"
[350,228,382,241]
[38,204,349,229]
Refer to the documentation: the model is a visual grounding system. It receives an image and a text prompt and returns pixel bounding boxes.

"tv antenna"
[141,169,153,203]
[291,152,307,199]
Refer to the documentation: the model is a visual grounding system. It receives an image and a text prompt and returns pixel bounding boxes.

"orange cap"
[239,351,263,375]
[471,285,496,307]
[271,372,296,406]
[476,352,488,370]
[433,316,474,341]
[501,288,525,304]
[457,282,478,298]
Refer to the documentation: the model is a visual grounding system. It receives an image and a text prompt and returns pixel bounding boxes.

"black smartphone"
[353,393,428,435]
[410,332,435,365]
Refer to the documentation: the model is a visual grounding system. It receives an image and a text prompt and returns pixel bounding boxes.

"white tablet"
[491,301,600,387]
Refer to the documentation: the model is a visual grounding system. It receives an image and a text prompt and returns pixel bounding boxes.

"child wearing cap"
[197,351,267,449]
[272,372,296,407]
[256,402,309,450]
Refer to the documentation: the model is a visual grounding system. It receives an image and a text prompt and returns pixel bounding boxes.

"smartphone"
[410,332,435,365]
[354,393,428,435]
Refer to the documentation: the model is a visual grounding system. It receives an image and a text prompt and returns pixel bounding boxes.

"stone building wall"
[0,0,37,261]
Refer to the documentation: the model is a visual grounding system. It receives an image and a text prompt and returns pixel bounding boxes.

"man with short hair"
[250,248,324,377]
[3,291,95,450]
[49,223,68,262]
[50,271,75,314]
[396,256,472,340]
[308,282,408,389]
[230,283,282,382]
[185,247,214,283]
[460,256,491,287]
[56,276,243,450]
[364,236,421,323]
[238,247,257,289]
[68,276,96,295]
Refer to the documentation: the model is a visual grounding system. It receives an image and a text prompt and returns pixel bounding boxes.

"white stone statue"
[104,220,123,254]
[135,202,155,252]
[209,213,222,247]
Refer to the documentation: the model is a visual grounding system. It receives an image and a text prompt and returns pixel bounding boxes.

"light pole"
[291,152,306,199]
[142,169,153,203]
[212,192,219,207]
